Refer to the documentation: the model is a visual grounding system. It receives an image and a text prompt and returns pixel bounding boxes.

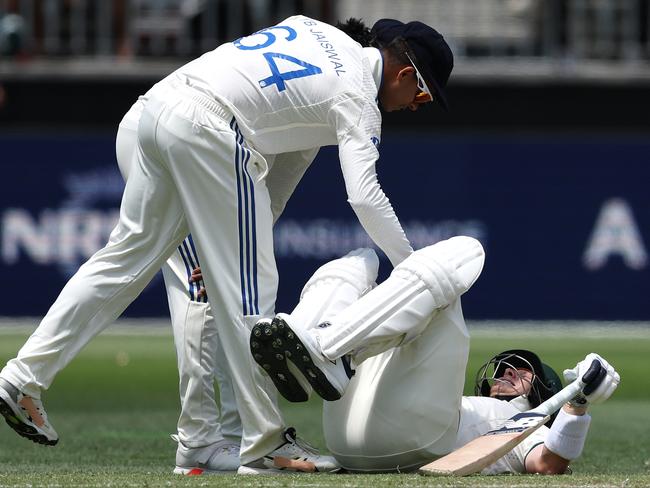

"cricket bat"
[418,359,601,476]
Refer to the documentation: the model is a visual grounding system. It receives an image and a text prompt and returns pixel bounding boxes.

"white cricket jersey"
[456,396,548,475]
[177,15,373,154]
[326,392,547,474]
[151,15,412,266]
[323,303,470,472]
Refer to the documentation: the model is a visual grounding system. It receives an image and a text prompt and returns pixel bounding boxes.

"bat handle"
[530,378,585,416]
[530,359,603,415]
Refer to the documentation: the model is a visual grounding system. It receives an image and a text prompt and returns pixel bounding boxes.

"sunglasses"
[405,52,433,103]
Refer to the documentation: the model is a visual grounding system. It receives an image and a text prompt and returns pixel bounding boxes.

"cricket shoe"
[0,377,58,446]
[172,435,240,475]
[237,427,340,474]
[250,315,354,402]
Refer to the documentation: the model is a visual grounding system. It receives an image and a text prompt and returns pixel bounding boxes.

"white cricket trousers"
[116,100,242,448]
[1,80,285,463]
[284,240,480,471]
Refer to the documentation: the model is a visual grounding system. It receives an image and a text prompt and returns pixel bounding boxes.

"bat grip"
[530,378,585,416]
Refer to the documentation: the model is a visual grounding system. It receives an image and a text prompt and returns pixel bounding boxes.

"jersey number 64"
[234,25,322,92]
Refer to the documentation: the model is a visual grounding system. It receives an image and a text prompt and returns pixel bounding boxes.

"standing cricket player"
[0,15,454,474]
[115,109,244,473]
[251,239,620,473]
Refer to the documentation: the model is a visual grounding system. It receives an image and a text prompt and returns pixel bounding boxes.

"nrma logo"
[2,167,123,277]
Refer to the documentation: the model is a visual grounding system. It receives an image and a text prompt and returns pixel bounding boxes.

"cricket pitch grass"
[0,320,648,487]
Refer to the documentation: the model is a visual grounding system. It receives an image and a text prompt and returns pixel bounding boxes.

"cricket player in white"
[116,105,243,473]
[251,238,620,474]
[0,15,455,474]
[116,98,326,474]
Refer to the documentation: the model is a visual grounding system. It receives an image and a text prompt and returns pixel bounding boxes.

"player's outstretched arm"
[525,353,620,475]
[524,403,588,474]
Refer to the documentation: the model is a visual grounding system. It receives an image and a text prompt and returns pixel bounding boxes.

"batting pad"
[316,237,484,360]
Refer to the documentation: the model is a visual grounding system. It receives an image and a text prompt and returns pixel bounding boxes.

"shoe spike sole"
[0,398,58,446]
[251,320,308,402]
[250,318,342,402]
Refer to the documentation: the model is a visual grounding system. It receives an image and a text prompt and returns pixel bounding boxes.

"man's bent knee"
[395,237,485,305]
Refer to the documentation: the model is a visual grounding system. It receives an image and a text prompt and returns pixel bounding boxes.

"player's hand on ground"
[564,353,620,406]
[190,267,207,298]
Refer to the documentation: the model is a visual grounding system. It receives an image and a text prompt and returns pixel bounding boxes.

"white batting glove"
[563,353,620,407]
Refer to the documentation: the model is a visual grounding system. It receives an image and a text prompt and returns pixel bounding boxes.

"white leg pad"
[395,236,485,306]
[316,236,484,360]
[288,248,379,331]
[300,248,379,300]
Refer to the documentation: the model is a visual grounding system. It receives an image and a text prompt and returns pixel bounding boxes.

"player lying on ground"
[0,15,454,475]
[250,237,620,473]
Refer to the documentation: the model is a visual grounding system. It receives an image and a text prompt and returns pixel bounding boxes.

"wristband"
[544,408,591,460]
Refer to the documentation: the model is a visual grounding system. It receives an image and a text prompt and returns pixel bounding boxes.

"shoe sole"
[0,392,58,446]
[237,465,296,475]
[237,464,342,475]
[250,318,342,402]
[173,466,236,475]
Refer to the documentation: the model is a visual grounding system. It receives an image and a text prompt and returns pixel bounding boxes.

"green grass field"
[0,321,649,487]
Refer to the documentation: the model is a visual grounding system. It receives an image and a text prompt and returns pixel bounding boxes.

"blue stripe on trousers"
[177,235,207,303]
[232,118,249,315]
[240,144,254,315]
[186,234,207,302]
[178,242,195,301]
[242,148,259,315]
[232,119,259,316]
[181,237,207,303]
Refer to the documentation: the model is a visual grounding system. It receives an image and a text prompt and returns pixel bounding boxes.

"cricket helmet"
[475,349,563,410]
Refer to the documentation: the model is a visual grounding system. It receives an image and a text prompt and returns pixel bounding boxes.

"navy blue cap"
[371,19,453,110]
